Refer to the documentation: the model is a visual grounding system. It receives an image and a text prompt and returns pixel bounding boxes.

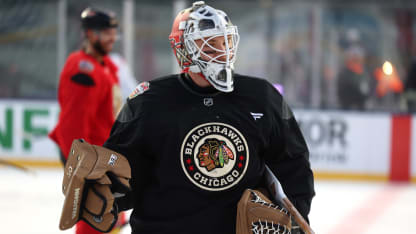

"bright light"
[382,61,393,75]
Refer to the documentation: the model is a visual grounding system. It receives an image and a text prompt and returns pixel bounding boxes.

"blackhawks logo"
[197,139,234,171]
[180,122,249,191]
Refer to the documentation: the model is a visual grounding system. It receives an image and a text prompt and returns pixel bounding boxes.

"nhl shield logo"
[180,122,249,191]
[203,98,213,106]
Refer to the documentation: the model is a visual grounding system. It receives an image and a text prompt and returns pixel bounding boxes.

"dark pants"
[59,149,67,166]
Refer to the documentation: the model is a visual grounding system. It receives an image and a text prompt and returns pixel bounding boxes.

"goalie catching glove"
[236,189,292,234]
[59,139,131,232]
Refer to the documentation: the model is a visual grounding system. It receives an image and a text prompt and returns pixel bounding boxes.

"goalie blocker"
[59,139,131,232]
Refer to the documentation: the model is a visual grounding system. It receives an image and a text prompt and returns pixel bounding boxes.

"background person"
[48,7,122,234]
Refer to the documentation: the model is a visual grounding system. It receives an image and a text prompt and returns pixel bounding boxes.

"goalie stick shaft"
[264,165,315,234]
[282,197,315,234]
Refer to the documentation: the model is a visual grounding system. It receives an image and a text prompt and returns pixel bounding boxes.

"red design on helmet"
[169,8,193,73]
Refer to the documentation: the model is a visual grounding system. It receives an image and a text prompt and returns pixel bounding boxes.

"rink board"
[0,100,59,160]
[412,116,416,183]
[0,100,415,182]
[294,110,391,176]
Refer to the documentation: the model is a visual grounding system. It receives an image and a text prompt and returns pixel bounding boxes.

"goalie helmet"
[169,1,240,92]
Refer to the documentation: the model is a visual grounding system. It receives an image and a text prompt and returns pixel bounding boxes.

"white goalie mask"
[182,2,240,92]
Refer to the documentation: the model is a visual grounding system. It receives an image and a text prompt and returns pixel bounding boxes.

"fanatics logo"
[180,122,249,191]
[250,112,264,120]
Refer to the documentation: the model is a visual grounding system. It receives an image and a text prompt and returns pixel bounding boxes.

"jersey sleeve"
[56,62,100,156]
[263,83,315,222]
[103,100,153,211]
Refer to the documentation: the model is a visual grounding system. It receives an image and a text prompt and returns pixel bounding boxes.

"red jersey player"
[49,7,122,234]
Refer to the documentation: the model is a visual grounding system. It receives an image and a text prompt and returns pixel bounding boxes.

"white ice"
[1,168,415,234]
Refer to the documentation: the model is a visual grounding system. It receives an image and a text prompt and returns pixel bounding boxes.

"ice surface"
[1,168,415,234]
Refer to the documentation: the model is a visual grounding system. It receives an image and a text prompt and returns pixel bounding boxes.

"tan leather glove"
[59,139,131,232]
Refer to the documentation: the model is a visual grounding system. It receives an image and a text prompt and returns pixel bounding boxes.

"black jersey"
[104,73,314,234]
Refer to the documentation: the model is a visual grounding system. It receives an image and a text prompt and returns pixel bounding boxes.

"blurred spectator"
[0,64,20,98]
[280,49,309,108]
[404,57,416,112]
[373,61,403,100]
[337,44,370,110]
